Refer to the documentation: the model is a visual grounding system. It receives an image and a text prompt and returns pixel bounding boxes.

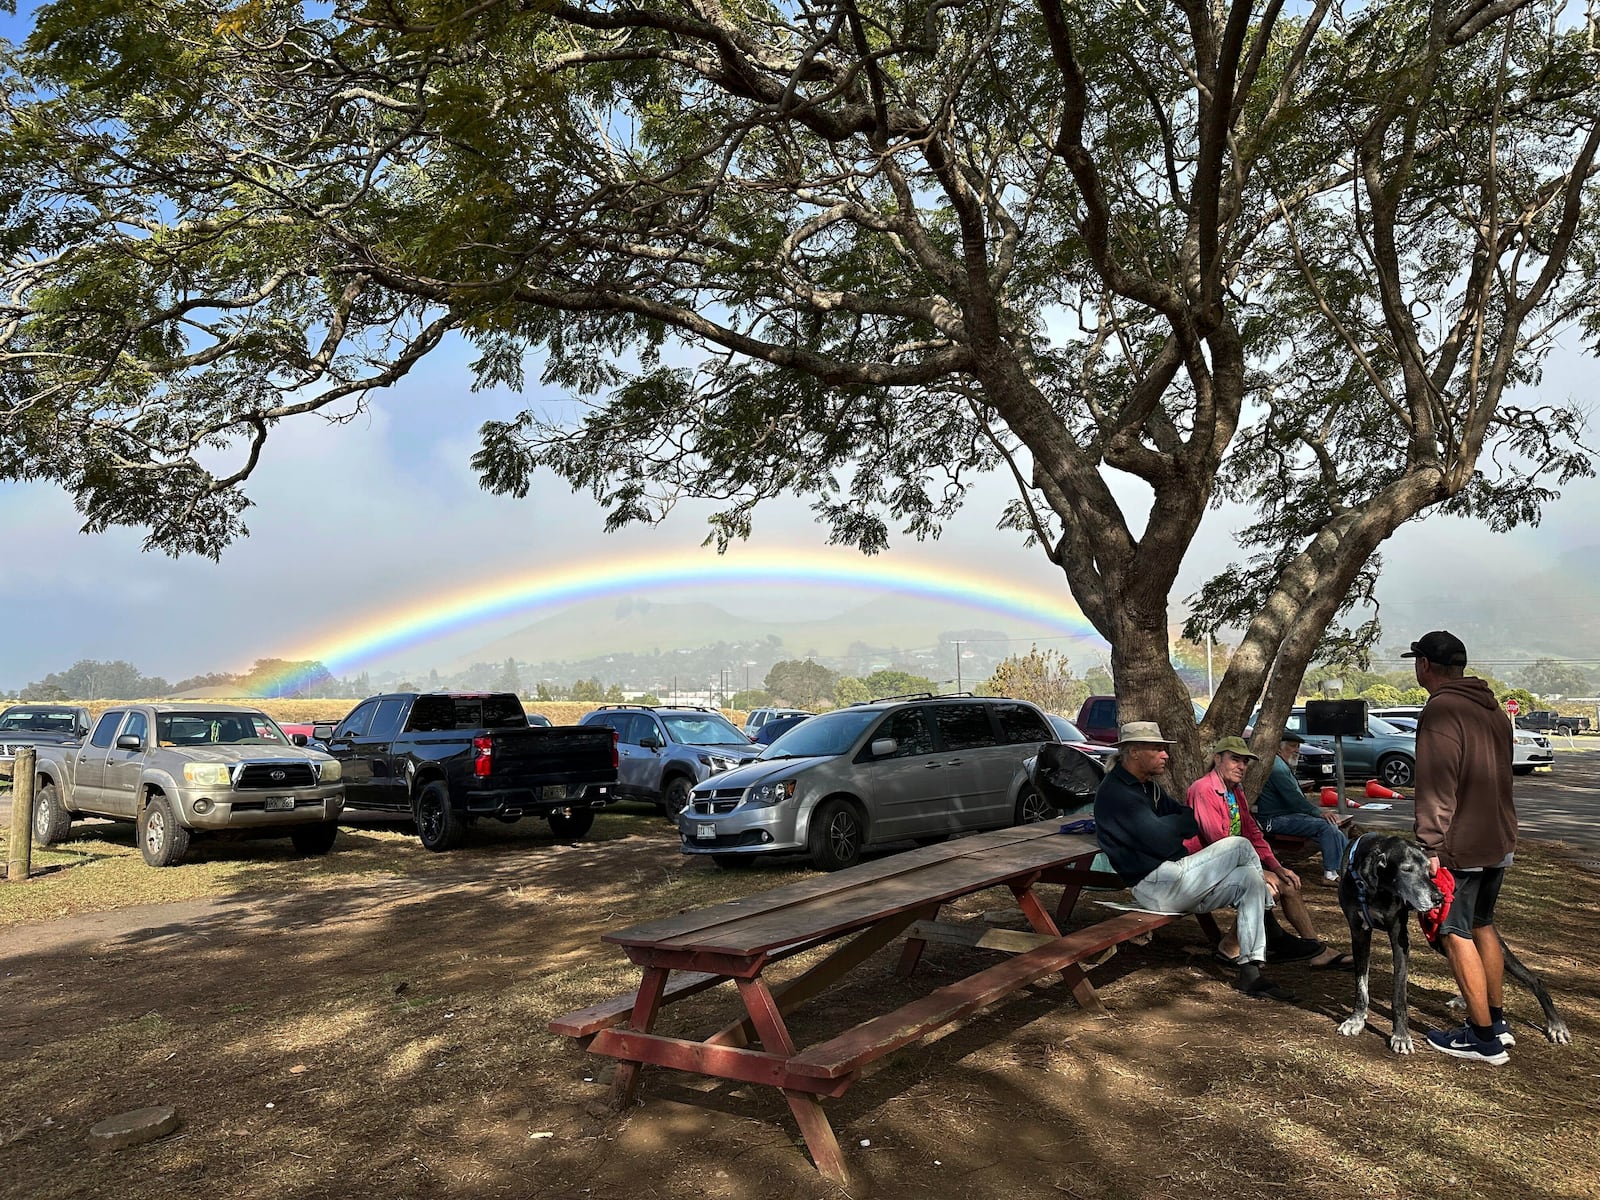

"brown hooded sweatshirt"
[1414,675,1516,870]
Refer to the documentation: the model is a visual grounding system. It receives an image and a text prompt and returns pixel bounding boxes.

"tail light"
[473,735,492,778]
[610,728,619,770]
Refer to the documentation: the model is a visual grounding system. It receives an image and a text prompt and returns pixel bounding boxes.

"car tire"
[414,781,465,852]
[808,798,863,872]
[547,809,595,839]
[1015,785,1058,826]
[1377,754,1414,789]
[289,821,339,855]
[138,793,190,868]
[661,776,693,820]
[712,853,755,869]
[1512,765,1535,776]
[32,779,73,845]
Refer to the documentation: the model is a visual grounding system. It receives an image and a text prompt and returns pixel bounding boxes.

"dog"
[1335,834,1571,1053]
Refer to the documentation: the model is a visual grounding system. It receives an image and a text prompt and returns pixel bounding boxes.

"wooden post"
[7,747,36,882]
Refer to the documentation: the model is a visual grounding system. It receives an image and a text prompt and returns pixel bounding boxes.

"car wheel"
[712,853,755,869]
[1512,765,1535,776]
[808,799,863,872]
[32,779,73,845]
[414,781,465,852]
[661,776,693,820]
[547,809,595,839]
[289,821,339,855]
[138,793,190,868]
[1377,754,1414,789]
[1015,785,1058,826]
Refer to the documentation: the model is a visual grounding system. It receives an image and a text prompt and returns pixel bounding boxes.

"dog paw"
[1337,1017,1366,1037]
[1389,1033,1415,1054]
[1546,1019,1573,1046]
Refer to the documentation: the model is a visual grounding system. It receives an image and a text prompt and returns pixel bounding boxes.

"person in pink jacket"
[1185,737,1351,970]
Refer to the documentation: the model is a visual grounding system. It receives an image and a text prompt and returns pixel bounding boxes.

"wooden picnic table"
[550,823,1217,1185]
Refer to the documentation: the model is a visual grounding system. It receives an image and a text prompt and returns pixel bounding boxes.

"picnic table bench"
[550,823,1220,1185]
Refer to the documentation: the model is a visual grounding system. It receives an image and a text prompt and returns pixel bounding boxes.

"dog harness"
[1346,833,1377,931]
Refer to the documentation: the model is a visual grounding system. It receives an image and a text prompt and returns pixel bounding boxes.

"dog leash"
[1346,833,1377,931]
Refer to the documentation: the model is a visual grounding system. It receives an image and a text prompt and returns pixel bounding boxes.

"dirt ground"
[2,814,1598,1200]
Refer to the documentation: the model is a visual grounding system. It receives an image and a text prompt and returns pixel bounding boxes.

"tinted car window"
[1086,698,1117,727]
[872,709,935,759]
[122,711,149,745]
[933,703,999,751]
[89,712,123,749]
[369,698,408,742]
[336,700,378,738]
[993,702,1051,744]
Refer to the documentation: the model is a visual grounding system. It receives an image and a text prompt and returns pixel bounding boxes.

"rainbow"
[255,547,1106,695]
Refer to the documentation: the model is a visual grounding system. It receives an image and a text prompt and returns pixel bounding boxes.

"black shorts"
[1438,868,1505,939]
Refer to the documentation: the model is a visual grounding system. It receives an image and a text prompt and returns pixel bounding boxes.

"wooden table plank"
[656,834,1098,956]
[605,825,1060,949]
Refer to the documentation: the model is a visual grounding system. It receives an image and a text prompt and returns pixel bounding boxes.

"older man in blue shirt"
[1254,731,1349,885]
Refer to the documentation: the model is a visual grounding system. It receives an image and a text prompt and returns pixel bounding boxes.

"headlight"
[698,754,740,772]
[746,780,797,807]
[183,763,232,787]
[317,759,342,783]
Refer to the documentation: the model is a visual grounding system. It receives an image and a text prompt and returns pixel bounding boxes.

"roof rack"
[847,691,979,707]
[590,703,722,713]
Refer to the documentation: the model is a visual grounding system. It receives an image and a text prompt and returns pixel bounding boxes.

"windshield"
[1047,714,1089,743]
[661,712,749,745]
[156,712,290,746]
[0,707,77,732]
[760,709,879,759]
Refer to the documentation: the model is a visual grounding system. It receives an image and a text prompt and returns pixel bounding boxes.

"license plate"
[696,823,716,840]
[263,796,295,812]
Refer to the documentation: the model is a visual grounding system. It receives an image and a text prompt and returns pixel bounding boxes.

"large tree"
[3,0,1597,780]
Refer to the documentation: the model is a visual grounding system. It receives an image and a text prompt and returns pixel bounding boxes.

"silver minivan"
[679,696,1058,871]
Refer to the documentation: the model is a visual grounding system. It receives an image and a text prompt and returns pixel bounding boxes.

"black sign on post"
[1305,700,1367,816]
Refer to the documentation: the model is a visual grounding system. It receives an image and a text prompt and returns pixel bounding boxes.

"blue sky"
[3,3,1597,689]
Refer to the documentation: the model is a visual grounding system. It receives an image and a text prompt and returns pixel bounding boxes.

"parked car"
[579,705,762,815]
[526,713,553,728]
[0,703,93,778]
[1515,710,1590,736]
[678,695,1056,871]
[1074,695,1211,746]
[29,704,344,867]
[743,706,813,737]
[1373,705,1553,775]
[1263,708,1417,789]
[316,692,617,849]
[752,713,811,745]
[1044,714,1117,762]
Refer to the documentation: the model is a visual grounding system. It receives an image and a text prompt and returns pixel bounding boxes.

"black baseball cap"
[1278,730,1306,745]
[1402,630,1468,667]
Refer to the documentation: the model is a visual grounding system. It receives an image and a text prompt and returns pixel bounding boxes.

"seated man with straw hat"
[1093,721,1297,1003]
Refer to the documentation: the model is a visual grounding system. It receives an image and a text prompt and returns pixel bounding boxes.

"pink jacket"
[1183,769,1282,874]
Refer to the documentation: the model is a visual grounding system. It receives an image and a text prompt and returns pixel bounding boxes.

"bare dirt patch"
[1,815,1596,1200]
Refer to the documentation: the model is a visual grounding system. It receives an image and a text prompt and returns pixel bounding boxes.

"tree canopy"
[3,0,1598,775]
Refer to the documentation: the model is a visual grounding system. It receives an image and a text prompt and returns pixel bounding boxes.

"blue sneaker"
[1490,1017,1515,1046]
[1426,1024,1509,1065]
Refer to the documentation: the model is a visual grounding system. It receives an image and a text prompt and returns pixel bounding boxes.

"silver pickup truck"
[30,704,345,867]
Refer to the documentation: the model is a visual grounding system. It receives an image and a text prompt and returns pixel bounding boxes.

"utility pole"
[953,641,965,693]
[1206,632,1214,700]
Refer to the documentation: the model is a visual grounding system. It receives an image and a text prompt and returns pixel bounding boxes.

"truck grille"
[235,762,317,790]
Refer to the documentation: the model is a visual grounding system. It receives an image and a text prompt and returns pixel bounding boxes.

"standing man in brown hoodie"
[1405,630,1518,1065]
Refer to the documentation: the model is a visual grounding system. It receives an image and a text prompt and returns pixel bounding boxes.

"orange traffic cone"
[1319,787,1339,807]
[1365,779,1402,800]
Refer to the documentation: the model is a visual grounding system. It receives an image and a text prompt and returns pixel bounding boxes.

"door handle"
[946,758,964,766]
[924,761,942,769]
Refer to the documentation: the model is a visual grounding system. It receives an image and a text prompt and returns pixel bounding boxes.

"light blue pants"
[1258,812,1349,874]
[1131,836,1272,963]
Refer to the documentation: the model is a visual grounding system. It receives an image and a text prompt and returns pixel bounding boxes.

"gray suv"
[578,705,762,815]
[678,695,1057,871]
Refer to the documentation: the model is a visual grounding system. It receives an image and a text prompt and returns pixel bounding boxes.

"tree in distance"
[3,1,1598,776]
[765,660,839,709]
[985,647,1089,716]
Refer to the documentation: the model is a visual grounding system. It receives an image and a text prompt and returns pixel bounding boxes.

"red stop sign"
[1506,699,1521,716]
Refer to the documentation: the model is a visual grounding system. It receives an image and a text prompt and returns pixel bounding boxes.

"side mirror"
[640,734,664,751]
[869,737,898,758]
[291,733,309,747]
[115,733,142,751]
[312,723,336,741]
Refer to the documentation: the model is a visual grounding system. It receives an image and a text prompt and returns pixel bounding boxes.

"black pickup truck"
[314,692,618,850]
[1515,710,1592,736]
